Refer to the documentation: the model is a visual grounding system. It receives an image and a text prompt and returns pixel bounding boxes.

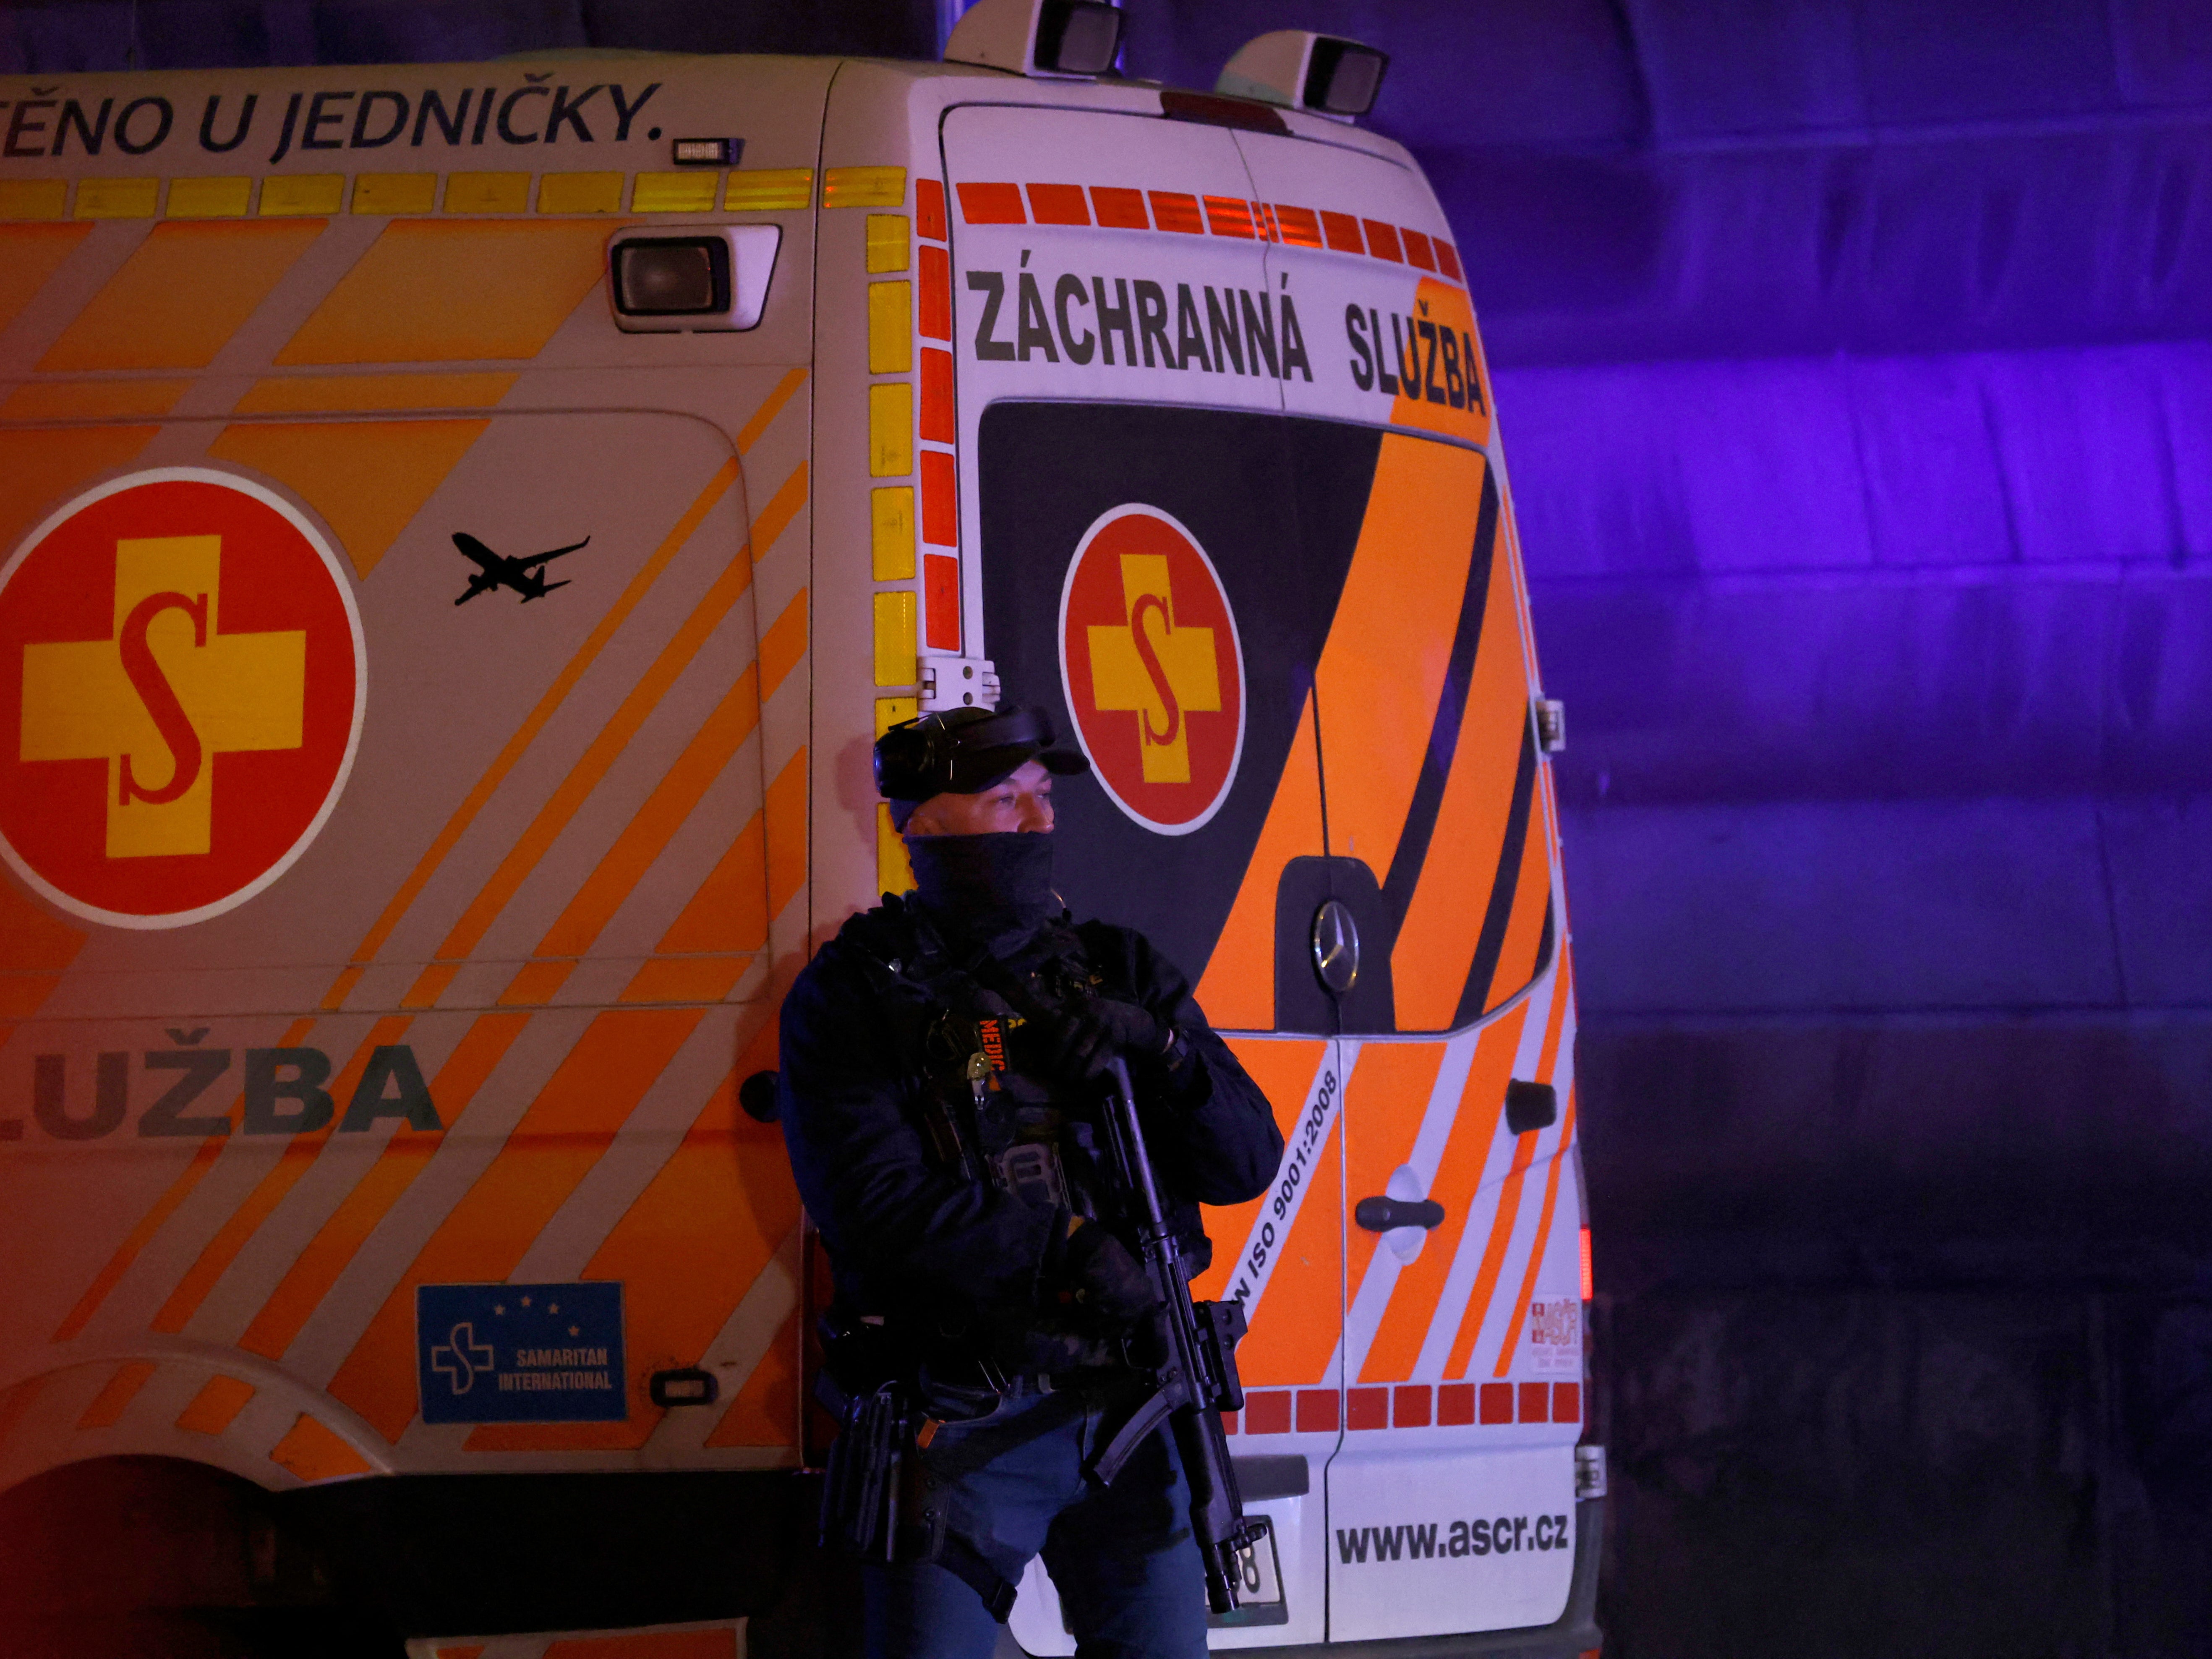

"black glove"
[1063,1220,1157,1330]
[1045,995,1174,1087]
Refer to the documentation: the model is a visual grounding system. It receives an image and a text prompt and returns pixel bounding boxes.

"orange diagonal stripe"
[1194,692,1323,1028]
[332,458,742,993]
[758,588,807,699]
[1188,1039,1330,1302]
[1443,1004,1561,1379]
[465,1015,797,1452]
[238,1012,529,1361]
[1313,439,1488,879]
[531,665,761,962]
[1483,763,1556,1012]
[747,462,810,565]
[52,1015,313,1342]
[1357,1005,1527,1382]
[326,1008,704,1442]
[1389,532,1529,1030]
[1492,1088,1577,1378]
[76,1360,156,1429]
[705,1302,800,1449]
[151,1017,412,1335]
[1234,1110,1343,1388]
[1342,1042,1448,1313]
[736,366,808,455]
[413,463,805,987]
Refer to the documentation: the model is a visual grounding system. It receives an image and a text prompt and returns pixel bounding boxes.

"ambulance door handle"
[650,1367,720,1408]
[1354,1197,1444,1233]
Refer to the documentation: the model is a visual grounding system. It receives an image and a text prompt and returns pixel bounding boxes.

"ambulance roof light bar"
[1216,31,1389,122]
[945,0,1125,79]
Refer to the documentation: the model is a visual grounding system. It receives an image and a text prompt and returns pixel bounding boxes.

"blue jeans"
[860,1385,1210,1659]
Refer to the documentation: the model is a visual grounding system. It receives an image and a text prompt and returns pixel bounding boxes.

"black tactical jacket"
[777,894,1283,1353]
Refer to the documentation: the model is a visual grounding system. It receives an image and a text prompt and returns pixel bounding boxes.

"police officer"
[776,705,1284,1659]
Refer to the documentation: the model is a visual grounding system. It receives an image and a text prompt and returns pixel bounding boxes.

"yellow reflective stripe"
[878,803,916,895]
[538,172,622,214]
[873,590,917,686]
[74,177,158,219]
[868,382,913,478]
[634,171,718,213]
[261,175,344,216]
[443,172,527,214]
[725,168,811,212]
[352,173,436,214]
[867,280,912,375]
[0,180,67,220]
[870,486,916,580]
[865,212,909,273]
[825,165,905,208]
[167,177,252,218]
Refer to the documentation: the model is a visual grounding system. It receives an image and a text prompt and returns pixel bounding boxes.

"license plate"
[1207,1515,1288,1628]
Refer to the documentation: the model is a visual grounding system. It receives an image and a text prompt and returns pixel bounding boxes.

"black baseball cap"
[874,706,1088,824]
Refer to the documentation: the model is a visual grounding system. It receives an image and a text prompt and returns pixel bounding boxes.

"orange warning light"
[1579,1226,1594,1301]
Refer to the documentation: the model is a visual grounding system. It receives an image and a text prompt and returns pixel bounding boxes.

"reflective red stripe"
[956,181,1024,224]
[1026,182,1090,225]
[923,553,960,652]
[1149,191,1204,234]
[1092,185,1148,228]
[917,246,951,340]
[916,178,947,240]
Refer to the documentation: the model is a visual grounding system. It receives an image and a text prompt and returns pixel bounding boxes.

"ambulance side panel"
[0,57,832,1501]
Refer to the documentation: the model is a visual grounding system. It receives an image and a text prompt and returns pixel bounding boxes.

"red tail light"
[1579,1226,1594,1301]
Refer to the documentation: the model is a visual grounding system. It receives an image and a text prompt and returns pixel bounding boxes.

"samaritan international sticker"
[0,468,365,929]
[1058,504,1245,836]
[417,1281,628,1424]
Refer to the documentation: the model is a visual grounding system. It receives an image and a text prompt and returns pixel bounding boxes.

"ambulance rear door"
[1230,127,1583,1641]
[941,99,1348,1651]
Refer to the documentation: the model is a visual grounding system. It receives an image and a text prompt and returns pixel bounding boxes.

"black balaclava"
[906,831,1058,951]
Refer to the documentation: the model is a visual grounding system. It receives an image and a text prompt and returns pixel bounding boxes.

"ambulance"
[0,0,1601,1651]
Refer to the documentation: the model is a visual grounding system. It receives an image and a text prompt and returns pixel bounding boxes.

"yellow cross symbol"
[20,535,307,859]
[1087,551,1220,785]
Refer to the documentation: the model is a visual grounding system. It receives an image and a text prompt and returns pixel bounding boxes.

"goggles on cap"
[873,705,1089,808]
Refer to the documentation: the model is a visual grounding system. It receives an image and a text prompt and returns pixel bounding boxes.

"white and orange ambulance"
[0,1,1601,1651]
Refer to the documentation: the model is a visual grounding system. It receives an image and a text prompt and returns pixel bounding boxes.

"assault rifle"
[1092,1055,1264,1615]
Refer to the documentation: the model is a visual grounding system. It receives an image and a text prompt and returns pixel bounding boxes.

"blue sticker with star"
[415,1281,627,1424]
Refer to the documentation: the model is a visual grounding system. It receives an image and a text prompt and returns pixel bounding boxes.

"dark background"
[11,0,2211,1651]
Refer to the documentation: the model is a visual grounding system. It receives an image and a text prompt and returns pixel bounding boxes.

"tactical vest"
[841,900,1150,1382]
[869,904,1119,1225]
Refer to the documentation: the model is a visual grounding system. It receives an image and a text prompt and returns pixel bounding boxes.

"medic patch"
[0,468,366,929]
[1057,504,1245,836]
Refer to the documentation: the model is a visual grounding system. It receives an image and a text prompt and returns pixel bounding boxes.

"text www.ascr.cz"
[1336,1513,1572,1563]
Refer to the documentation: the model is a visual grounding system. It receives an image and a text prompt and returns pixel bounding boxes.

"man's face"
[904,758,1056,837]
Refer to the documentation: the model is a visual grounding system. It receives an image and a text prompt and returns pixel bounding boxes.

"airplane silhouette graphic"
[453,532,589,604]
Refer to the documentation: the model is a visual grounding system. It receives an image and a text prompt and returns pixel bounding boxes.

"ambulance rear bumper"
[1237,1494,1604,1659]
